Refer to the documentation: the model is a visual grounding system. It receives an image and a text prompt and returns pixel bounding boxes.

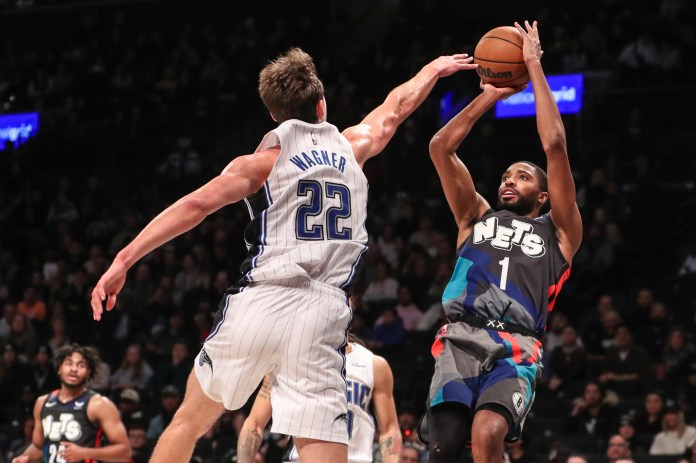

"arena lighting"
[0,112,39,150]
[495,73,584,118]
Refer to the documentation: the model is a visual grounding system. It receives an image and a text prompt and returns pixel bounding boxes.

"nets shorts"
[194,276,352,444]
[427,321,543,440]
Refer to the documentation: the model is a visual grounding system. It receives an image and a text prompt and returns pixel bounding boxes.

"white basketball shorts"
[194,276,352,444]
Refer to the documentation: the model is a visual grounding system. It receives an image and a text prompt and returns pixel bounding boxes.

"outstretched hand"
[431,54,478,77]
[514,20,543,63]
[91,258,127,321]
[480,80,526,100]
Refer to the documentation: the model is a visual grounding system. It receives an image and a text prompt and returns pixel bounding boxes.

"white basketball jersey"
[345,343,376,463]
[238,119,368,292]
[285,343,376,463]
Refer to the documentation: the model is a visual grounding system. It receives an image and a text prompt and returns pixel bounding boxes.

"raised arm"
[372,356,402,463]
[516,20,582,262]
[237,375,273,463]
[343,54,477,167]
[429,84,521,248]
[91,148,279,320]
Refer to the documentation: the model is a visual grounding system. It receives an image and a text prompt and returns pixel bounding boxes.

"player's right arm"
[372,356,402,463]
[12,395,47,463]
[429,84,519,248]
[237,375,273,463]
[91,148,279,321]
[343,54,477,167]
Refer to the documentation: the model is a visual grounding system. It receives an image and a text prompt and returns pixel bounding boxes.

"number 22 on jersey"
[296,180,352,240]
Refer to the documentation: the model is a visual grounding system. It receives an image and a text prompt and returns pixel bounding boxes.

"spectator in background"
[146,385,182,441]
[362,260,399,308]
[661,327,694,380]
[544,312,577,355]
[565,455,589,463]
[606,435,632,463]
[110,343,153,392]
[150,339,190,394]
[0,303,16,340]
[547,325,588,392]
[584,309,623,356]
[128,421,153,463]
[634,392,665,438]
[394,286,423,331]
[370,307,406,350]
[3,313,38,361]
[566,381,619,443]
[16,286,47,323]
[1,343,32,399]
[29,345,59,394]
[649,405,696,456]
[46,316,70,352]
[400,444,421,463]
[637,301,672,361]
[599,325,650,396]
[117,387,145,430]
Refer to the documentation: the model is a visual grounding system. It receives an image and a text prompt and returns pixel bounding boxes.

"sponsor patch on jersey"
[512,392,525,415]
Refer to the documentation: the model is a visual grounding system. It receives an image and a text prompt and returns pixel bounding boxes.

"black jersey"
[40,389,104,463]
[442,209,570,332]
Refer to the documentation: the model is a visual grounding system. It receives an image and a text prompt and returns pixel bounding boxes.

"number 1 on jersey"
[498,257,510,290]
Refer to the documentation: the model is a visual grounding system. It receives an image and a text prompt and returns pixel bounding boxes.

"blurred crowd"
[1,1,695,462]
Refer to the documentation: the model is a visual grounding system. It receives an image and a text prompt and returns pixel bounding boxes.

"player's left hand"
[430,54,478,77]
[60,442,86,462]
[480,80,526,100]
[514,20,543,63]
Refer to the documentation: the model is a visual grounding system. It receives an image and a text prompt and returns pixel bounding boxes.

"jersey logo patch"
[512,392,525,415]
[311,130,318,145]
[74,401,85,409]
[45,401,57,408]
[198,349,213,372]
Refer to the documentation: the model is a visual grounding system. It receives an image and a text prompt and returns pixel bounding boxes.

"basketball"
[474,26,529,87]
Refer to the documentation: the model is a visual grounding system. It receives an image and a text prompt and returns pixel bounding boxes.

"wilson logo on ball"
[477,66,513,79]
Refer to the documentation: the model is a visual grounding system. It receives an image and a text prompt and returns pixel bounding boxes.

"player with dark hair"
[422,21,582,463]
[91,47,476,463]
[12,343,131,463]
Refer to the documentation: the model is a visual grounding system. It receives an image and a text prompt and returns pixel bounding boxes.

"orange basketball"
[474,26,529,88]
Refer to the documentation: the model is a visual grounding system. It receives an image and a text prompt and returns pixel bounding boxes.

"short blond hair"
[258,47,324,123]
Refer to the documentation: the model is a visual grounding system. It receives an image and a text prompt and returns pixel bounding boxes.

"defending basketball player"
[422,21,582,463]
[11,344,131,463]
[90,48,476,463]
[236,335,402,463]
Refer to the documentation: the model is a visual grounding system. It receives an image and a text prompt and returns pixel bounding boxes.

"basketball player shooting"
[90,48,476,463]
[422,21,582,463]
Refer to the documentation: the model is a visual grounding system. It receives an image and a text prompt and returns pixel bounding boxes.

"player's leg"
[427,402,471,463]
[470,407,508,463]
[149,370,225,463]
[294,438,347,463]
[269,279,352,463]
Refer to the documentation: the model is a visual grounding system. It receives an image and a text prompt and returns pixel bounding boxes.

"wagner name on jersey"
[233,119,369,293]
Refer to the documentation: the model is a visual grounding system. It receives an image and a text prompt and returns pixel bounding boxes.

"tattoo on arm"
[237,429,263,463]
[379,436,395,456]
[258,376,271,400]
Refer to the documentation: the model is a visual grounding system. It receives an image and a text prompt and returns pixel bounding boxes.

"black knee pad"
[426,403,471,463]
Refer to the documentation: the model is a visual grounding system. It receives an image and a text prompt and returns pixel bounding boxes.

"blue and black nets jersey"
[442,209,570,332]
[40,389,105,463]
